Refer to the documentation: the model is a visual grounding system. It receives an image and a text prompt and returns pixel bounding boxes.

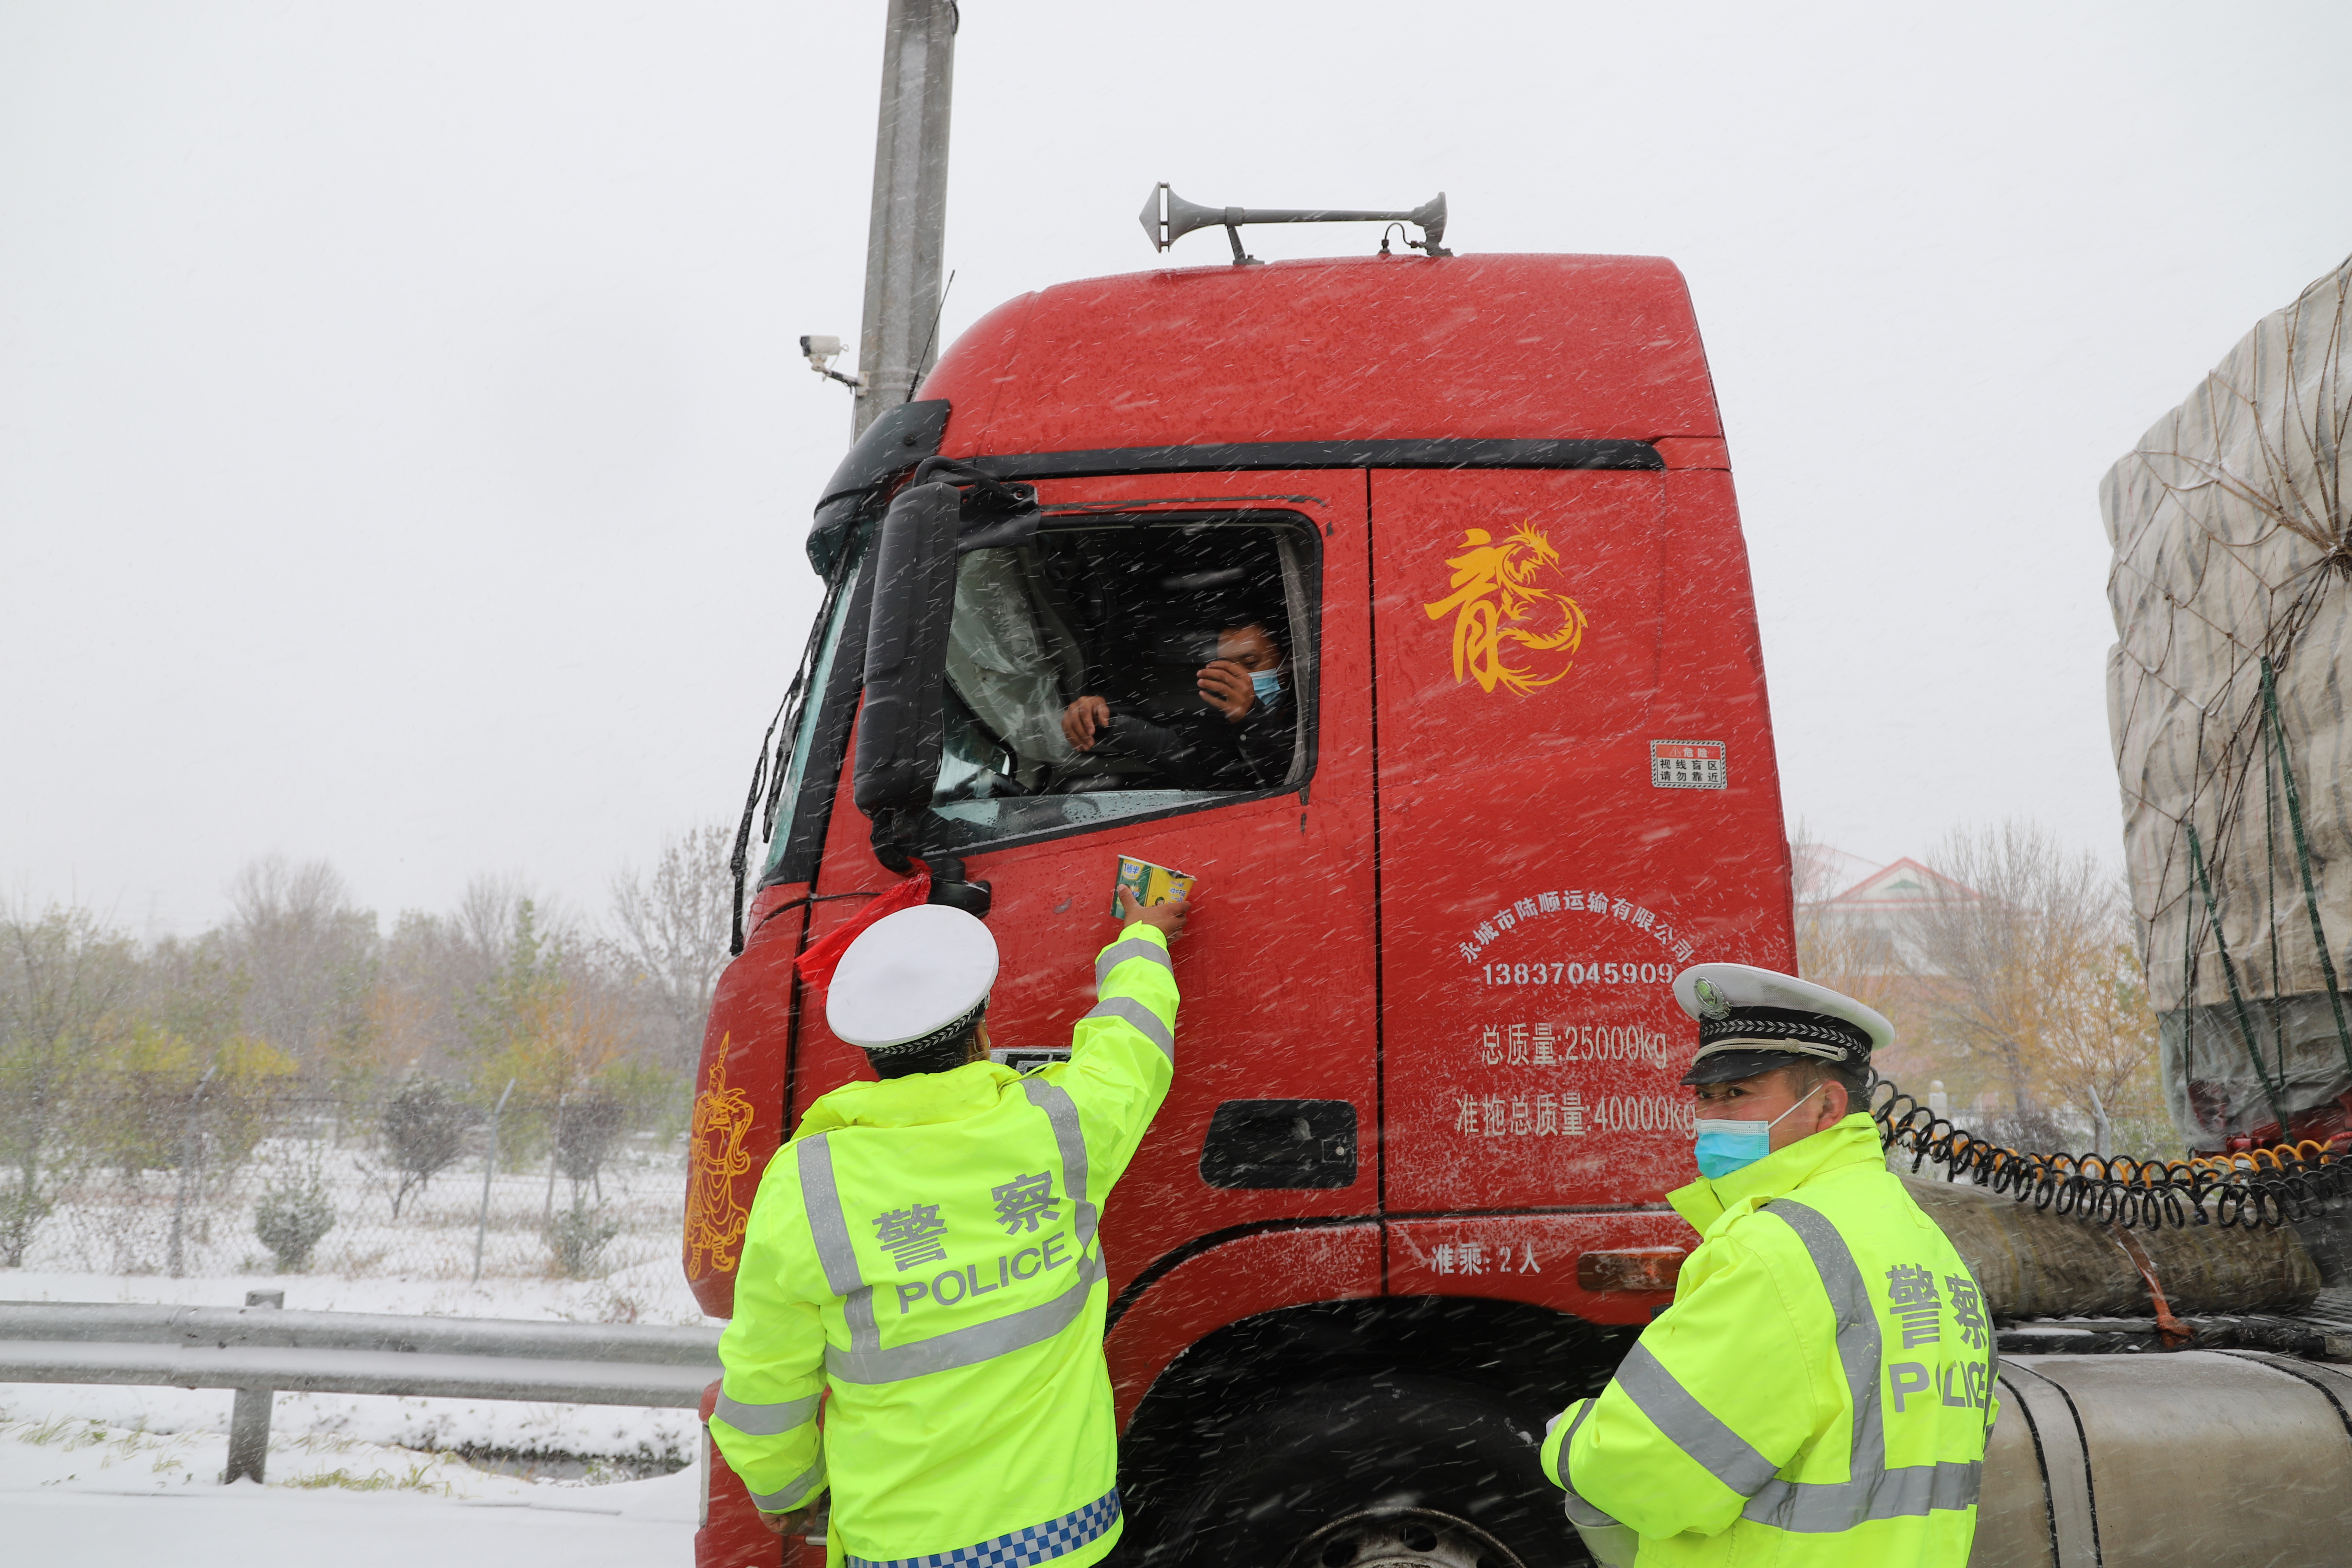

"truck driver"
[1059,615,1292,790]
[710,889,1188,1568]
[1541,963,1995,1567]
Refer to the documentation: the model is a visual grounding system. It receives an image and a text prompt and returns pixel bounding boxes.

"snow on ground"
[3,1263,714,1463]
[6,1135,717,1464]
[3,1141,717,1556]
[25,1138,692,1291]
[0,1411,699,1566]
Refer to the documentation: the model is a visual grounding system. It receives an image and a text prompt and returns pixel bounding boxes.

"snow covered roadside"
[2,1263,714,1463]
[0,1413,698,1566]
[3,1244,719,1557]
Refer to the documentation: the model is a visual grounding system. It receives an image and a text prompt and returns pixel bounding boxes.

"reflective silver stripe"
[712,1391,819,1438]
[798,1135,879,1354]
[1612,1343,1781,1497]
[1095,937,1172,991]
[1738,1198,1982,1533]
[1553,1399,1620,1528]
[1746,1461,1983,1533]
[1081,995,1173,1059]
[826,1251,1106,1385]
[1769,1199,1883,1476]
[748,1452,827,1512]
[1024,1078,1098,1253]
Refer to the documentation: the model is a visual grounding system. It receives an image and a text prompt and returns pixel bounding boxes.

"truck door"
[796,467,1379,1301]
[1371,464,1792,1214]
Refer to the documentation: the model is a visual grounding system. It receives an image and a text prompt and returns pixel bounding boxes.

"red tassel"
[793,864,932,1014]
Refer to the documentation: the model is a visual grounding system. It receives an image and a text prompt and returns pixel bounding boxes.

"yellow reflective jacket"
[1540,1115,1996,1567]
[712,923,1178,1568]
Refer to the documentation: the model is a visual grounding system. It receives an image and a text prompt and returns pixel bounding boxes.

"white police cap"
[1670,963,1892,1086]
[826,904,1000,1056]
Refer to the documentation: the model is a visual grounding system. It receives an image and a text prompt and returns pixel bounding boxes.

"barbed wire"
[1871,1077,2352,1231]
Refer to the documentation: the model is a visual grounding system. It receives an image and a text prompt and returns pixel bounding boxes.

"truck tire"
[1139,1373,1583,1568]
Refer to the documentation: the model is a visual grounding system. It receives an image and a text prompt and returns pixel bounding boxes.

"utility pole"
[851,0,957,439]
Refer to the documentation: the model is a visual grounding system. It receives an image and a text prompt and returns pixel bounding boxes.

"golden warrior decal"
[684,1046,756,1279]
[1423,523,1589,694]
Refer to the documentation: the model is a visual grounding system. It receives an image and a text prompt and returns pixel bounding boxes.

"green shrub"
[382,1077,470,1217]
[555,1093,627,1188]
[600,1060,688,1145]
[253,1181,335,1272]
[545,1202,621,1278]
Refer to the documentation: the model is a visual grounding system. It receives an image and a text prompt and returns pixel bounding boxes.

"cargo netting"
[2105,254,2352,1143]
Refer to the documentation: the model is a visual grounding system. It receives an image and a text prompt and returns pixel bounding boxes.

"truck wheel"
[1142,1373,1581,1568]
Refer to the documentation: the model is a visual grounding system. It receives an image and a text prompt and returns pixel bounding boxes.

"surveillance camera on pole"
[801,335,862,390]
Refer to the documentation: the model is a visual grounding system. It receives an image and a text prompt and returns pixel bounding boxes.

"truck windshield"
[925,514,1315,851]
[759,546,869,886]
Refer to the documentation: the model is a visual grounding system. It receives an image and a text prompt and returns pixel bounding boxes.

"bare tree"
[2036,939,2163,1155]
[375,874,554,1075]
[222,855,377,1074]
[1911,822,2156,1150]
[607,824,735,1072]
[0,901,138,1265]
[455,873,547,967]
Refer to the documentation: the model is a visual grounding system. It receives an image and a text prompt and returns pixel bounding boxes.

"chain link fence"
[15,1092,687,1289]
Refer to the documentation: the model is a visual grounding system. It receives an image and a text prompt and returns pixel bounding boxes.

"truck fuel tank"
[1903,1173,2321,1319]
[1972,1352,2352,1568]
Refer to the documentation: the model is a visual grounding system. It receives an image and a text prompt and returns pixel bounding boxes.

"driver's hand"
[1061,695,1110,751]
[1196,659,1256,722]
[1117,887,1190,942]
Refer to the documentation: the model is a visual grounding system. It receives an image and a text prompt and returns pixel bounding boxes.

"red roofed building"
[1793,849,1983,1101]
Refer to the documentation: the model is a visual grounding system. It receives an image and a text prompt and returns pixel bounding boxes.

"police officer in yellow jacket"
[712,888,1185,1568]
[1542,964,1995,1568]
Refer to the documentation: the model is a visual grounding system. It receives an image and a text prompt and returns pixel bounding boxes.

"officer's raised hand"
[759,1500,824,1539]
[1117,887,1189,941]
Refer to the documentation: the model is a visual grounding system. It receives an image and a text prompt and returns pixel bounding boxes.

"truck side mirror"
[853,480,963,824]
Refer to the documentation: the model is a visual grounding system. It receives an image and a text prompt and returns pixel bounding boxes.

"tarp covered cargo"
[2105,255,2352,1145]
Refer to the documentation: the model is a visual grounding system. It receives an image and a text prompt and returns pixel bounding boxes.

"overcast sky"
[6,1,2348,936]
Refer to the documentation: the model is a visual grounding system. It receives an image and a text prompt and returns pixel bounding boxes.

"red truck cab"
[688,250,1795,1567]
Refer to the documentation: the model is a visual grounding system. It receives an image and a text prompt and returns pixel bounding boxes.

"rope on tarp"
[2187,820,2295,1133]
[2262,655,2352,1084]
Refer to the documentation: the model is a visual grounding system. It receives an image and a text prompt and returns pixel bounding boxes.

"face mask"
[1250,669,1285,712]
[1692,1083,1823,1179]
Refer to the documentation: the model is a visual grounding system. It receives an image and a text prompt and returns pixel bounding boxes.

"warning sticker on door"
[1650,740,1726,790]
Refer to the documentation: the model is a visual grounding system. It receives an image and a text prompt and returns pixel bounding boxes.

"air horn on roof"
[1137,184,1450,265]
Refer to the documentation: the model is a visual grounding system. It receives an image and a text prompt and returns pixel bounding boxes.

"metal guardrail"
[1,1293,723,1484]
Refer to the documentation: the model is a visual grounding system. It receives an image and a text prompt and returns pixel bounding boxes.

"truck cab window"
[927,515,1314,851]
[758,544,870,888]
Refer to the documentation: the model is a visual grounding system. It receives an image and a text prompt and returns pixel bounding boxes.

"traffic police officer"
[1542,964,1995,1567]
[712,890,1186,1568]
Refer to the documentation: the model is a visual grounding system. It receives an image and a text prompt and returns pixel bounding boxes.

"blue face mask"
[1692,1083,1822,1179]
[1250,669,1285,712]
